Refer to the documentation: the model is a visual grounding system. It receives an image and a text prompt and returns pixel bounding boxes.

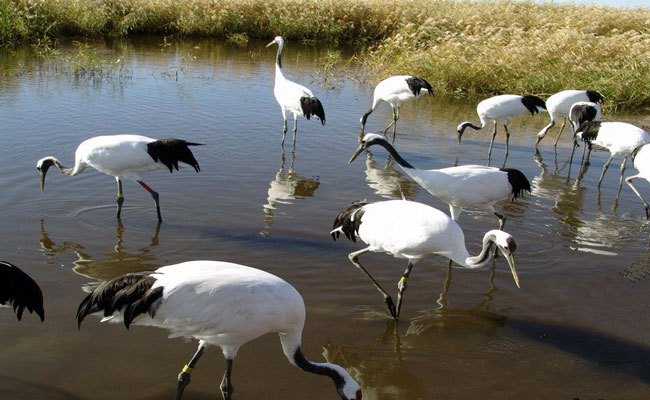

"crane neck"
[274,42,285,80]
[461,232,497,269]
[372,140,415,170]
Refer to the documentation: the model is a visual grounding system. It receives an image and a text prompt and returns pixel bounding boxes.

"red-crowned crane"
[36,134,202,221]
[349,133,531,229]
[0,261,44,322]
[267,36,325,146]
[76,261,362,400]
[457,94,546,160]
[576,121,650,190]
[535,89,603,148]
[331,200,520,319]
[360,75,433,138]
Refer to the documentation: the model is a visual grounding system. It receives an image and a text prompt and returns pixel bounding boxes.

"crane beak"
[503,252,520,288]
[39,170,46,192]
[348,143,366,164]
[457,131,463,146]
[266,40,276,48]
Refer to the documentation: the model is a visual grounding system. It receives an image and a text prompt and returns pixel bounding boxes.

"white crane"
[625,143,650,220]
[36,134,203,221]
[267,36,325,146]
[0,261,44,322]
[535,89,604,148]
[576,121,650,189]
[349,133,531,229]
[76,261,362,400]
[457,94,546,160]
[360,75,433,138]
[331,200,520,319]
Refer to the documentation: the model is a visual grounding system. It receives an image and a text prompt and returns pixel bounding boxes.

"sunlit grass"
[2,0,649,111]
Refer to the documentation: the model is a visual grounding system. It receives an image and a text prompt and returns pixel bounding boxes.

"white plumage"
[331,200,520,319]
[457,94,546,159]
[349,133,531,229]
[36,134,202,221]
[625,143,650,219]
[267,36,325,146]
[76,261,362,400]
[535,89,604,148]
[360,75,433,137]
[576,121,650,189]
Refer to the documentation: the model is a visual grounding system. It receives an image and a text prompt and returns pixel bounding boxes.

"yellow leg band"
[183,365,193,374]
[117,193,124,198]
[400,276,408,283]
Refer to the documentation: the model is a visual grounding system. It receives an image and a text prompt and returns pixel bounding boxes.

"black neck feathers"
[570,104,598,126]
[76,271,163,329]
[499,168,531,200]
[406,76,433,97]
[147,139,203,173]
[293,347,344,388]
[300,97,326,125]
[0,261,44,322]
[373,139,415,169]
[521,95,546,115]
[332,201,368,243]
[458,121,482,134]
[577,121,601,144]
[586,90,604,103]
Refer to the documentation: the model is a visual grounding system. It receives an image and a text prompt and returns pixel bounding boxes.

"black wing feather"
[147,139,203,173]
[406,76,434,97]
[570,104,598,127]
[332,201,368,243]
[521,95,546,115]
[300,97,326,125]
[500,168,531,201]
[76,271,162,329]
[0,261,44,322]
[586,90,604,103]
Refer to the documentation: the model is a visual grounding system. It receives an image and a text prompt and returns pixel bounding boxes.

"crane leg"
[292,117,298,145]
[553,117,567,147]
[626,175,650,219]
[617,156,629,196]
[348,247,397,318]
[503,124,511,160]
[487,121,497,162]
[116,178,124,219]
[281,119,288,146]
[383,107,398,138]
[220,359,234,400]
[597,155,614,189]
[138,180,162,221]
[395,260,415,319]
[175,342,206,400]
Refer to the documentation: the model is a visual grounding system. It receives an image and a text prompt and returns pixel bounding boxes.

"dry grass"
[2,0,650,110]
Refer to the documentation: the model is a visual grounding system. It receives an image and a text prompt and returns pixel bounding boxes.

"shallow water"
[2,37,650,400]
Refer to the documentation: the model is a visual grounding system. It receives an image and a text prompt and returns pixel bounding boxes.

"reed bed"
[2,0,650,110]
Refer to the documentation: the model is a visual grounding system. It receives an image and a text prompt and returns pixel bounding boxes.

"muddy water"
[1,37,650,400]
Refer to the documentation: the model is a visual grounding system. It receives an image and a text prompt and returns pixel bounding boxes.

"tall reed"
[2,0,649,110]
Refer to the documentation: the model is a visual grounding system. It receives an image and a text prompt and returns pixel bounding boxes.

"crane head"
[36,157,57,192]
[266,36,284,48]
[348,133,387,164]
[488,230,520,288]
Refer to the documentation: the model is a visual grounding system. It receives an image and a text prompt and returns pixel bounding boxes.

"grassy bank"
[2,0,650,111]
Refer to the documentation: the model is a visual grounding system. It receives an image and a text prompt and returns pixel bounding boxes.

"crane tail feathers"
[500,168,531,201]
[300,97,326,125]
[0,261,44,322]
[521,95,546,115]
[147,139,202,173]
[76,271,162,329]
[406,76,434,97]
[331,201,368,243]
[586,90,604,103]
